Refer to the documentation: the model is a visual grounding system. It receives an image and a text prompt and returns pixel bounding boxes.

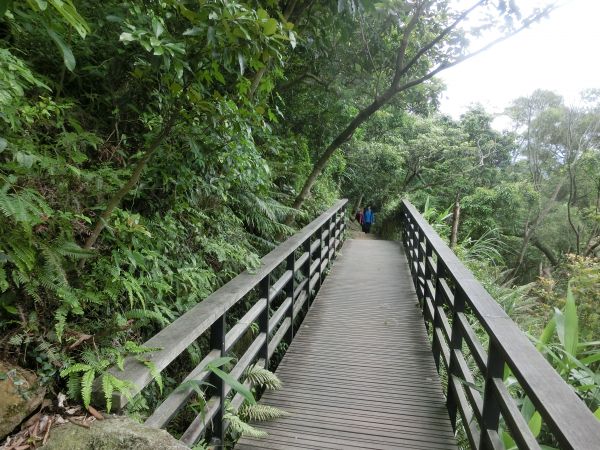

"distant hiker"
[363,206,374,234]
[355,209,364,226]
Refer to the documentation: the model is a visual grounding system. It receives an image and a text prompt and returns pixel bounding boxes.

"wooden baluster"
[304,236,313,309]
[318,223,324,289]
[446,285,465,431]
[431,259,445,371]
[209,313,226,446]
[479,342,505,449]
[284,253,295,345]
[259,275,271,370]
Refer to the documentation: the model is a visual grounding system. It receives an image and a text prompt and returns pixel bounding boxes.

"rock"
[0,361,46,439]
[41,415,190,450]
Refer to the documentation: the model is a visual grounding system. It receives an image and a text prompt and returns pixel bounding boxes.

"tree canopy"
[1,0,599,447]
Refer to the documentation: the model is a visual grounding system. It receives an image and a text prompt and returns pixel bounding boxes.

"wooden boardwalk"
[237,239,457,450]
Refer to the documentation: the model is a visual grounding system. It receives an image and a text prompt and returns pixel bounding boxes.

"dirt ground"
[346,218,378,240]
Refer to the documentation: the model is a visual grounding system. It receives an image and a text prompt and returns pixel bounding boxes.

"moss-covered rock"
[0,361,45,439]
[40,415,190,450]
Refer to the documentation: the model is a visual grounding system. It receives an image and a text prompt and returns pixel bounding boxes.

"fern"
[142,360,163,394]
[224,412,268,438]
[66,373,82,400]
[124,308,168,326]
[60,363,94,377]
[80,369,95,408]
[244,364,282,390]
[239,404,288,422]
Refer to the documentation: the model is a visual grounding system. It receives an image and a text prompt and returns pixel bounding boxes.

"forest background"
[0,0,598,446]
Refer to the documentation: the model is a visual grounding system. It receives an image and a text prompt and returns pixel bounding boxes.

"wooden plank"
[237,239,456,449]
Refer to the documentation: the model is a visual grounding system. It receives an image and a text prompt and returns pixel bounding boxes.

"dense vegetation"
[0,0,597,447]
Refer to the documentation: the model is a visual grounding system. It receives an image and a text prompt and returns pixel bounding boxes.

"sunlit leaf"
[263,18,278,36]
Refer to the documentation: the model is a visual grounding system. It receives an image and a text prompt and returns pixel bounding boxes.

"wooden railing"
[94,199,347,447]
[401,199,600,450]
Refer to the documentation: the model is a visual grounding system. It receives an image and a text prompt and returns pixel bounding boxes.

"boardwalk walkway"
[237,238,457,449]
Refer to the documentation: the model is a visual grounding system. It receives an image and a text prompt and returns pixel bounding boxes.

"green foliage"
[239,403,287,422]
[244,363,282,390]
[58,342,162,411]
[224,410,268,438]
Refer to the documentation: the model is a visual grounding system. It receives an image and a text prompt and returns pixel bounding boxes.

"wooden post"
[209,313,226,446]
[259,276,271,369]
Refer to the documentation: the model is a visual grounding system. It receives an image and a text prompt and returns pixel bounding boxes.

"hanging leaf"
[46,28,76,71]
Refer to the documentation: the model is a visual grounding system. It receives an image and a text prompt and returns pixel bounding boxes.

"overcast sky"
[438,0,600,128]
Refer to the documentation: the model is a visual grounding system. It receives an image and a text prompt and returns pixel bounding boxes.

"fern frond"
[239,404,288,422]
[102,373,114,412]
[80,369,95,408]
[59,363,93,377]
[125,308,168,325]
[244,364,282,390]
[66,373,81,400]
[224,412,268,438]
[142,360,163,394]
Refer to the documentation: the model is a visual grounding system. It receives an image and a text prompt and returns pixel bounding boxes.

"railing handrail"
[401,199,600,450]
[100,199,348,411]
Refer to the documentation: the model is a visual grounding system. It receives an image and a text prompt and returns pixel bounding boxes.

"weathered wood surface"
[237,239,457,449]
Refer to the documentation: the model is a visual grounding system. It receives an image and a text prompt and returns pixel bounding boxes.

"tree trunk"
[513,178,564,275]
[449,195,461,248]
[288,93,389,218]
[82,111,178,252]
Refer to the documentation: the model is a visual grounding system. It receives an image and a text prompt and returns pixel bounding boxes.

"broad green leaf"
[0,0,10,16]
[257,8,269,20]
[594,407,600,421]
[119,32,135,42]
[528,411,542,438]
[46,28,76,71]
[152,17,164,38]
[581,352,600,365]
[34,0,47,11]
[501,430,516,450]
[48,0,90,38]
[15,152,35,168]
[0,137,7,153]
[537,316,556,350]
[205,356,233,368]
[262,18,278,36]
[2,305,17,314]
[183,27,202,36]
[520,397,535,422]
[208,365,255,405]
[563,285,579,357]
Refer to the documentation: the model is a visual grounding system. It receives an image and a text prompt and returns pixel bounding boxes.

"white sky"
[438,0,600,129]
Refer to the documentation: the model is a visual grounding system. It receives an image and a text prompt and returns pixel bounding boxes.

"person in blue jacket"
[363,206,374,233]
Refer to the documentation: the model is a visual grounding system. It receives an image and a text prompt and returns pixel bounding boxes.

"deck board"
[236,239,457,449]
